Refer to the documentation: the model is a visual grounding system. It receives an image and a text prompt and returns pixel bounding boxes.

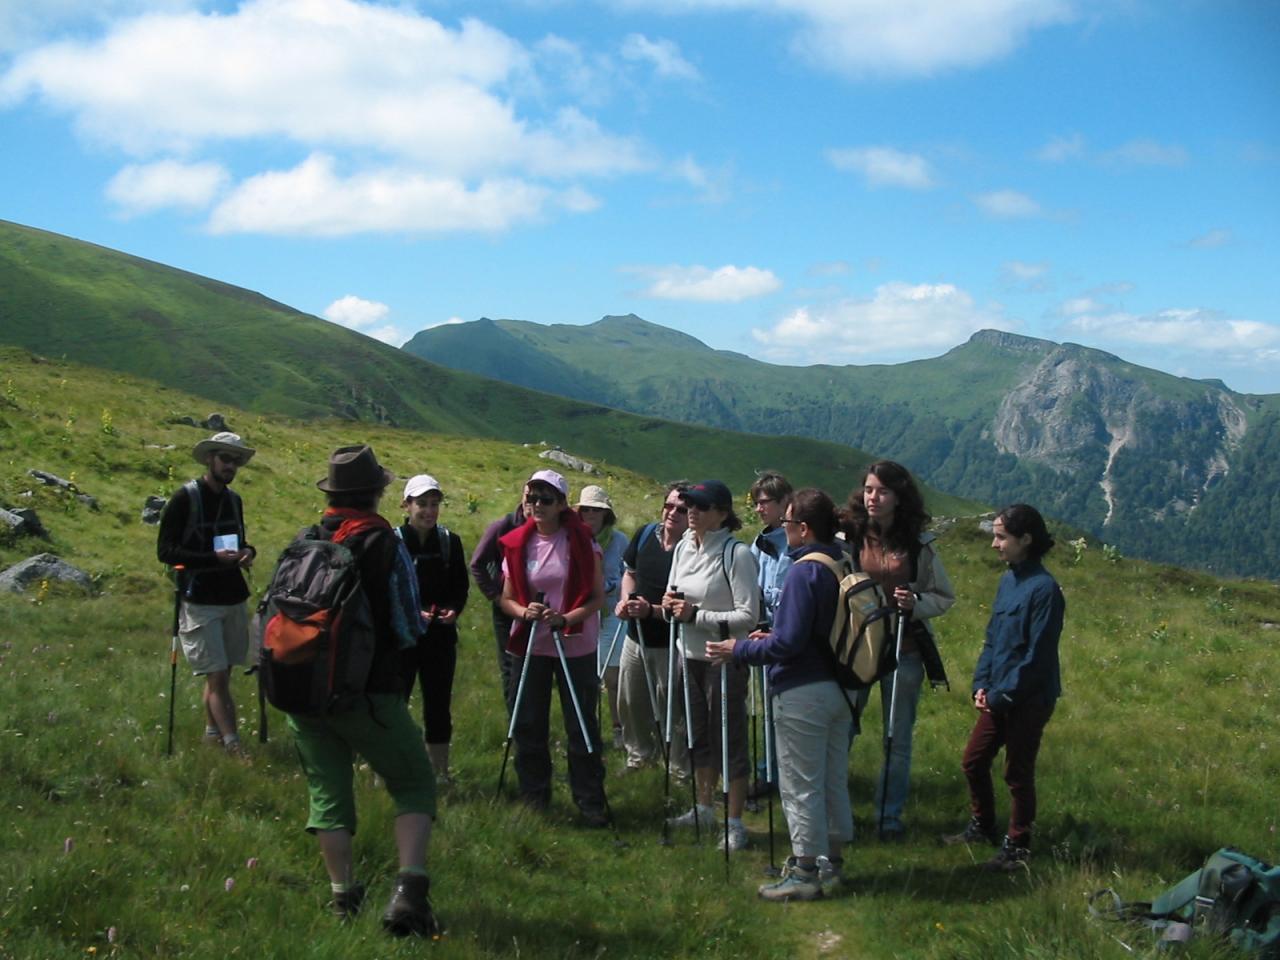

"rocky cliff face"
[990,345,1249,529]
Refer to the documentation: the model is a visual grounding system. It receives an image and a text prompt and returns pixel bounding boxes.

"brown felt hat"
[316,444,394,494]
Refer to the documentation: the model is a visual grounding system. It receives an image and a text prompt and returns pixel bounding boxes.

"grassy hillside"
[1,347,1277,959]
[406,316,1280,579]
[0,220,978,518]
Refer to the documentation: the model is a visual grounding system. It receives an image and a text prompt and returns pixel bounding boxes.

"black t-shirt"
[155,479,250,606]
[623,523,676,648]
[397,523,469,647]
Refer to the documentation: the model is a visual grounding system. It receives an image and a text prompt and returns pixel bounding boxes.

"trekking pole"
[496,592,543,800]
[599,618,625,681]
[598,616,625,747]
[749,664,759,808]
[661,587,678,846]
[676,598,700,843]
[550,619,595,754]
[879,609,910,838]
[166,565,184,756]
[719,622,731,879]
[762,664,779,876]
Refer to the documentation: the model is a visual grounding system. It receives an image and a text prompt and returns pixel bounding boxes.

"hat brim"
[316,467,394,494]
[193,440,256,465]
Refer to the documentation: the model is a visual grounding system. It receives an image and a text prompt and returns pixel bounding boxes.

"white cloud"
[751,281,1012,363]
[323,295,405,345]
[1063,308,1280,352]
[324,295,390,329]
[1001,260,1050,292]
[621,33,700,80]
[1060,308,1280,389]
[974,189,1042,219]
[826,146,935,190]
[0,0,652,236]
[635,264,782,302]
[1104,138,1188,167]
[0,0,196,55]
[1036,132,1084,163]
[1189,228,1232,249]
[626,0,1073,77]
[106,159,228,214]
[1057,296,1106,316]
[807,260,851,277]
[206,154,558,236]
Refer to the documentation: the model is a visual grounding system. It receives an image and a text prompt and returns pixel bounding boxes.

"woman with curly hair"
[841,460,955,842]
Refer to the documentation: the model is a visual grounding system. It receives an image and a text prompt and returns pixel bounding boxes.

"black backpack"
[256,525,383,715]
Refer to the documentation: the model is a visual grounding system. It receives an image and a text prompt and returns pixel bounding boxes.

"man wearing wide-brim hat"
[280,444,442,938]
[156,431,257,754]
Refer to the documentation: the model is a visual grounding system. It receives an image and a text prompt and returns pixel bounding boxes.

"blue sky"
[2,0,1277,393]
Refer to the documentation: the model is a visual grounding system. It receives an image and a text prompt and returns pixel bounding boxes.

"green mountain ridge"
[406,315,1280,579]
[0,219,977,517]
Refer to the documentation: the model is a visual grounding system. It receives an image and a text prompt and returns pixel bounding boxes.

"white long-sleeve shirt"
[668,526,761,661]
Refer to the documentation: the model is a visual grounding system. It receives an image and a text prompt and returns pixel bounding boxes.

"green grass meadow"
[1,350,1277,959]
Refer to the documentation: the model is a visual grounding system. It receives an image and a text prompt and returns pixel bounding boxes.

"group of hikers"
[157,429,1065,933]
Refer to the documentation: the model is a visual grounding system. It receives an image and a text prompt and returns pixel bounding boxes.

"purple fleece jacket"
[732,542,844,696]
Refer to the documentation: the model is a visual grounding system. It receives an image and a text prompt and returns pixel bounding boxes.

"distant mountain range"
[405,314,1280,579]
[0,220,978,517]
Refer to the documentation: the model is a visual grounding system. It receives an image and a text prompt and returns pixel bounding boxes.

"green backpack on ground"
[1089,847,1280,956]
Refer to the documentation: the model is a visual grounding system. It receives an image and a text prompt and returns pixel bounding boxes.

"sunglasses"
[524,494,559,506]
[215,453,243,466]
[662,503,689,515]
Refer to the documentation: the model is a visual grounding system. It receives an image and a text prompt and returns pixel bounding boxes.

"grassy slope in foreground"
[0,219,980,513]
[1,348,1276,959]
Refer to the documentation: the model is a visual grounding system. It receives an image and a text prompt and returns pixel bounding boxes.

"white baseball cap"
[403,474,443,499]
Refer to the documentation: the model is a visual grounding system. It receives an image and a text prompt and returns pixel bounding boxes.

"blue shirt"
[974,560,1064,712]
[751,525,793,624]
[733,542,842,697]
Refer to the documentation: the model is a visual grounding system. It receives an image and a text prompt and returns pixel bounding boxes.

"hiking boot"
[381,872,440,938]
[580,807,611,829]
[666,804,715,831]
[941,816,999,847]
[747,777,776,801]
[717,820,749,853]
[329,882,366,922]
[758,859,822,902]
[815,855,843,895]
[983,837,1030,873]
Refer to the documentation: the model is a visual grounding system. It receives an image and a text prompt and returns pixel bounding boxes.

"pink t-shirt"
[503,528,601,658]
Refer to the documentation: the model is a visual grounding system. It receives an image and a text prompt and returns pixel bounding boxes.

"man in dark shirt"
[156,431,256,753]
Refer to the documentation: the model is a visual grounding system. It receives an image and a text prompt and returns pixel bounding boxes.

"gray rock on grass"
[539,448,599,475]
[142,496,167,525]
[0,553,93,594]
[0,507,49,539]
[26,470,99,510]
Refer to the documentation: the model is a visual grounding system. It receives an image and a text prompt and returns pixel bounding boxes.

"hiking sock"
[728,817,745,830]
[204,725,220,739]
[222,733,242,750]
[331,881,351,895]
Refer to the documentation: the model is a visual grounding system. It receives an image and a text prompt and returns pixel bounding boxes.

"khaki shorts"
[179,601,250,675]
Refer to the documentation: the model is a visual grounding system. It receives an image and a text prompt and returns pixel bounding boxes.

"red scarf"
[323,506,392,544]
[500,509,595,655]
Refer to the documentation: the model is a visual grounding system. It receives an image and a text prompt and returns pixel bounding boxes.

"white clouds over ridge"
[206,154,572,236]
[0,0,649,234]
[106,159,229,214]
[752,282,1011,363]
[323,294,403,346]
[635,264,782,302]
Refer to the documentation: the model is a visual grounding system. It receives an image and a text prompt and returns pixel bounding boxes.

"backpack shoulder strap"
[637,521,658,554]
[437,525,451,574]
[180,478,203,547]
